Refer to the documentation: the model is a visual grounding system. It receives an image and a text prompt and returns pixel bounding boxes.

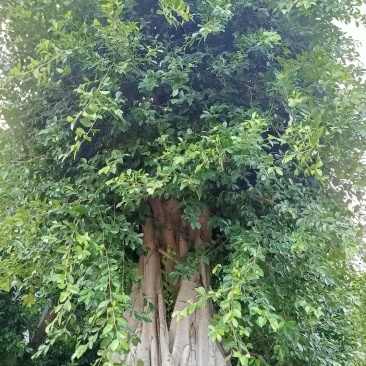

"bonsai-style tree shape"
[0,0,366,365]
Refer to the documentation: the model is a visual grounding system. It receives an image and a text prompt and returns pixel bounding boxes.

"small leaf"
[257,316,267,328]
[80,119,93,127]
[110,339,119,351]
[76,128,86,136]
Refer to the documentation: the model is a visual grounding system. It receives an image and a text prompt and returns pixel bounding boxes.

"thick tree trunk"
[116,199,228,366]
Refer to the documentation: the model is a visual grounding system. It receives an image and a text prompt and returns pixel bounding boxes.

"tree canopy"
[0,0,366,365]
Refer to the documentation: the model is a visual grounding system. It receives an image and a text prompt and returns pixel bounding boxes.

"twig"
[158,248,178,263]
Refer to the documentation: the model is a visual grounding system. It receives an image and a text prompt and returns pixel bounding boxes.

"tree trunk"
[28,305,56,350]
[115,199,228,366]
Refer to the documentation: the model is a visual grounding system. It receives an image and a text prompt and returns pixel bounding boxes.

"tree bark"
[28,305,56,350]
[115,199,228,366]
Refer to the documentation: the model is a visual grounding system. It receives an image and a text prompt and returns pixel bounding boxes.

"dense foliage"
[1,0,366,365]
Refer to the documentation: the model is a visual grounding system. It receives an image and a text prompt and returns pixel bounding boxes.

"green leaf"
[110,339,119,351]
[257,316,267,328]
[80,118,93,128]
[76,128,86,136]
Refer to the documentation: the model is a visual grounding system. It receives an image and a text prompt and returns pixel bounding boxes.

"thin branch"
[158,248,178,263]
[252,194,328,223]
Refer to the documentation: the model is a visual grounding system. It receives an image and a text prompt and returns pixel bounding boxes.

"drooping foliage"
[0,0,366,365]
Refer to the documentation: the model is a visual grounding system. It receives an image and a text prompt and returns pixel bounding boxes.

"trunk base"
[115,200,228,366]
